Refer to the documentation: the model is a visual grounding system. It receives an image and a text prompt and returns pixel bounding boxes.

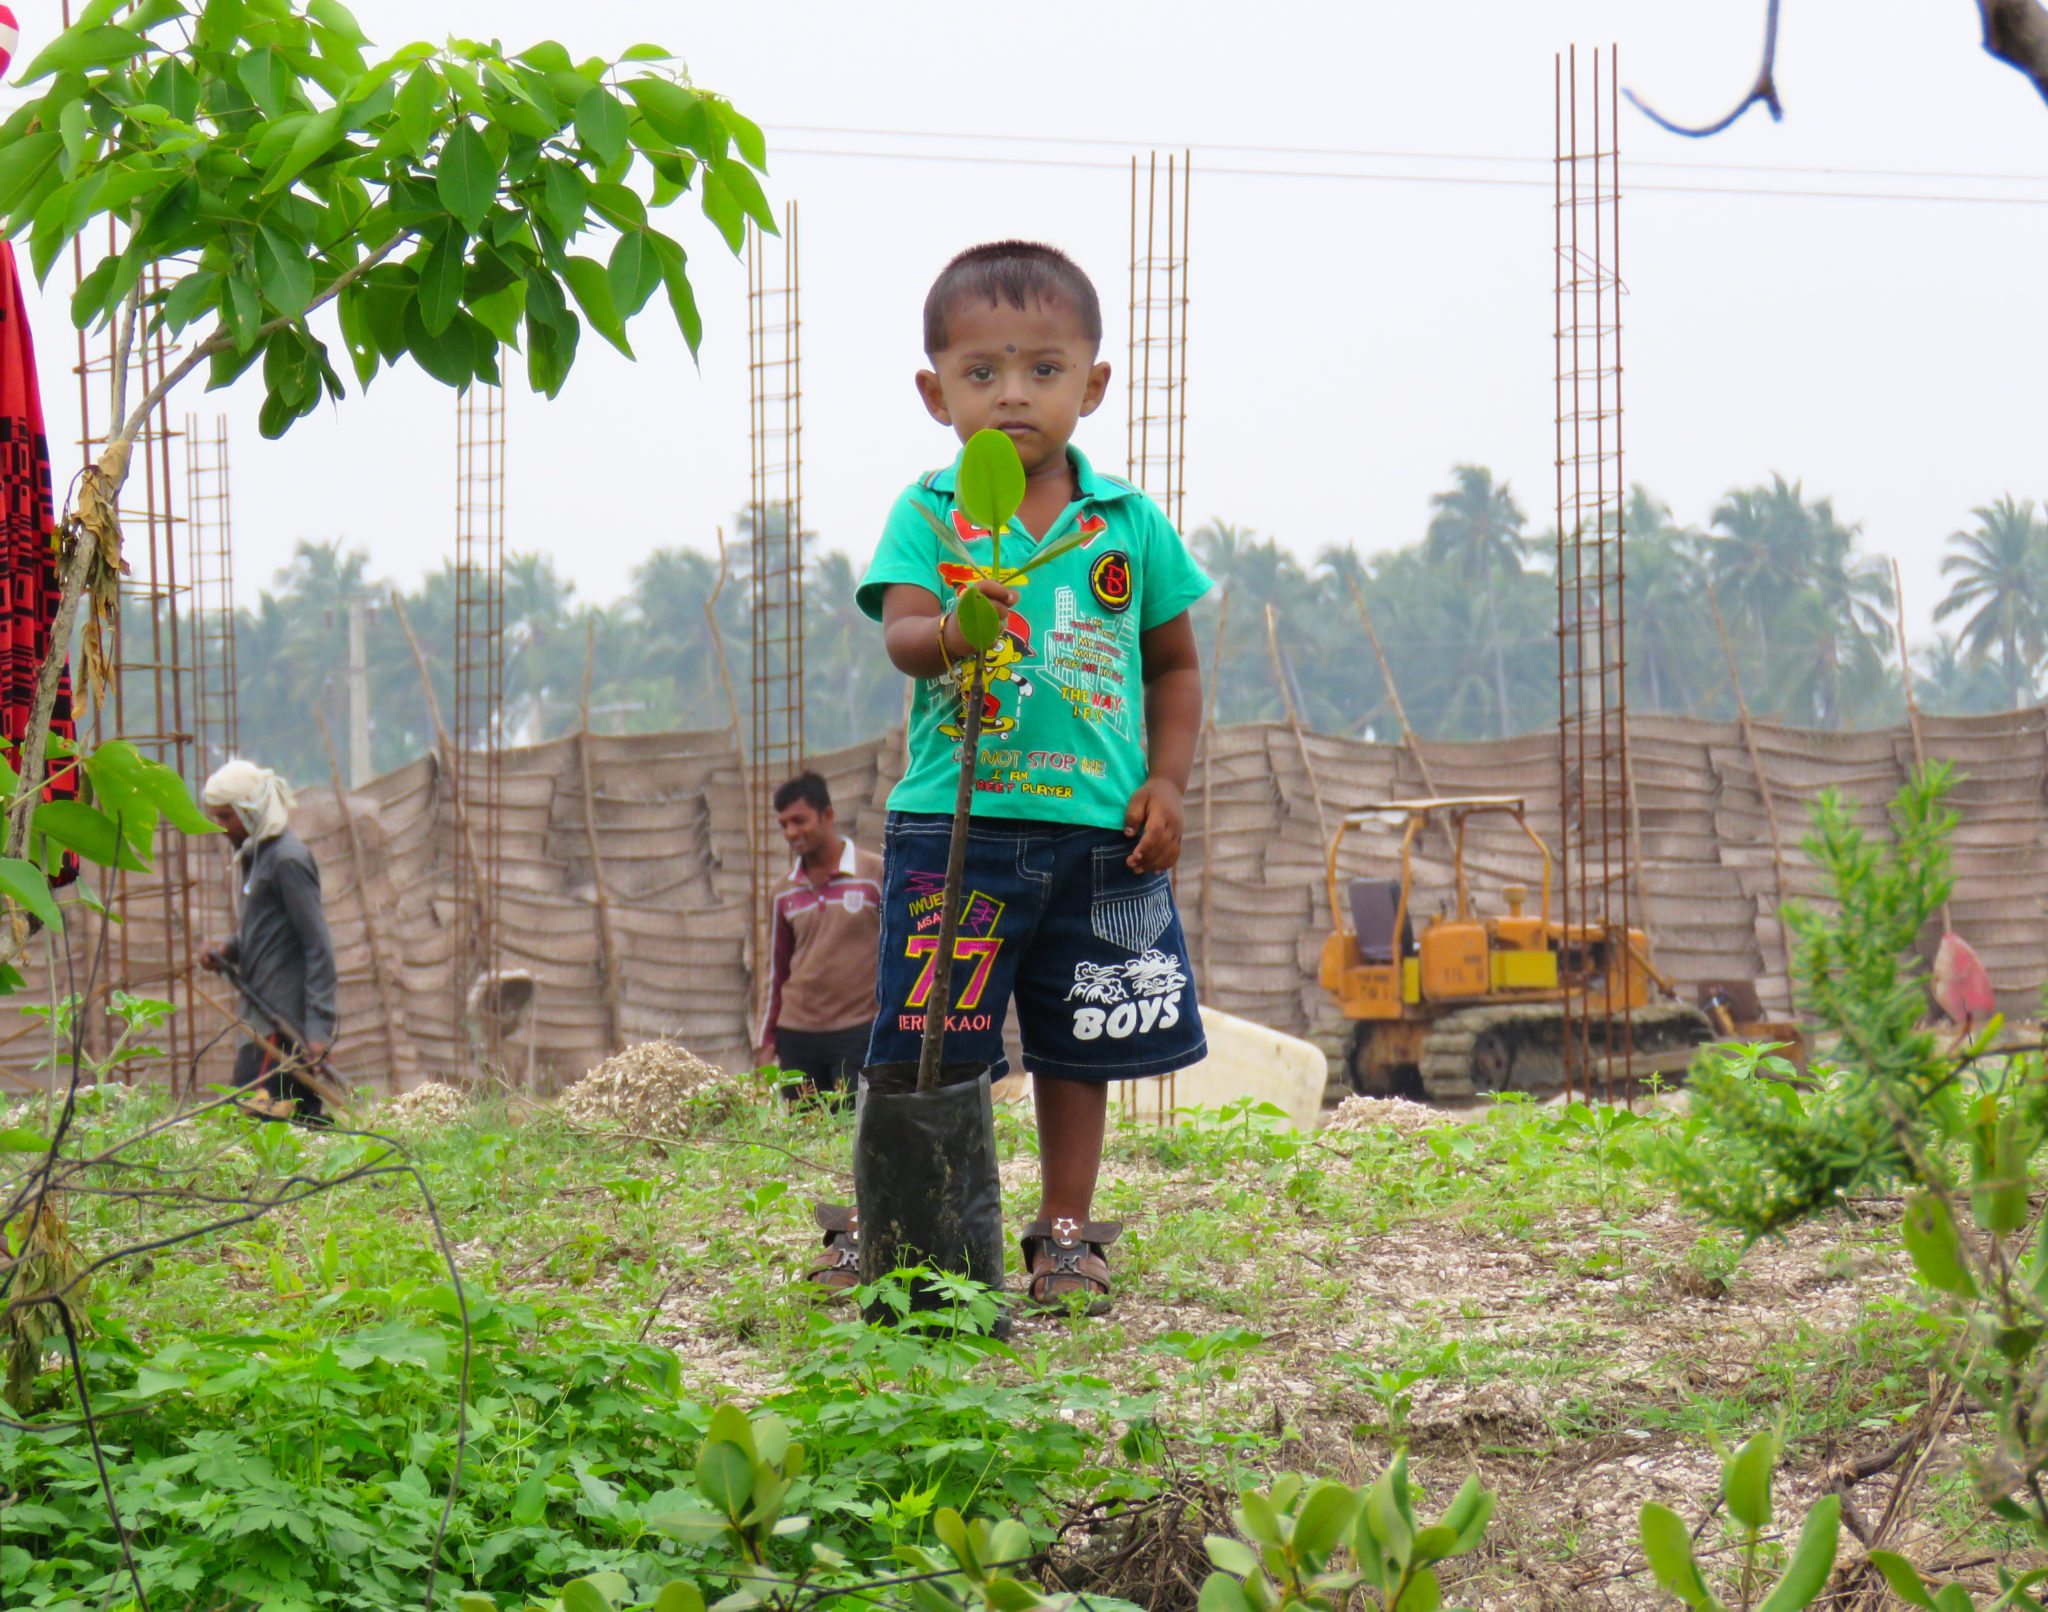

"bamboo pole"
[1707,586,1796,1006]
[579,621,626,1056]
[1264,602,1330,848]
[1891,558,1951,933]
[315,708,404,1087]
[389,590,491,961]
[1343,572,1462,846]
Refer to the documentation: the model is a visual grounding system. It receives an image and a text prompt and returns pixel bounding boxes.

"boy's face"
[915,294,1110,477]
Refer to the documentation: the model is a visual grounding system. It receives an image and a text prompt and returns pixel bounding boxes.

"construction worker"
[197,760,338,1124]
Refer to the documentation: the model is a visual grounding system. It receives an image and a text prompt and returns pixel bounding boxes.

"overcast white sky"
[13,0,2048,645]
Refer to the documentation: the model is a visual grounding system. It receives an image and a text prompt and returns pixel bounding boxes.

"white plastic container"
[1115,1007,1330,1132]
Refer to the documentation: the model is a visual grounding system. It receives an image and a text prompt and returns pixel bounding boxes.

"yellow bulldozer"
[1318,796,1715,1101]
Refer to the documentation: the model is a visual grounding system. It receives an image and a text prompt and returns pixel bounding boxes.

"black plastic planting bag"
[853,1062,1005,1320]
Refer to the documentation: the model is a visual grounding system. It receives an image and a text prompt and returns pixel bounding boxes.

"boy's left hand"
[1123,778,1184,873]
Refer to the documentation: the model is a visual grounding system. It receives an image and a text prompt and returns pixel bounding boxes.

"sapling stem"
[915,653,988,1094]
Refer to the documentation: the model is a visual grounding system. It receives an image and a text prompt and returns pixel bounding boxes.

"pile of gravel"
[1321,1093,1445,1136]
[382,1081,468,1129]
[555,1041,737,1135]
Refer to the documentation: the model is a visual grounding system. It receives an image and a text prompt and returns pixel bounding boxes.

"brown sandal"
[807,1203,860,1299]
[1020,1217,1121,1316]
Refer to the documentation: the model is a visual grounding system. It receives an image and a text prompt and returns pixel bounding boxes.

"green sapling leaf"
[956,586,1002,654]
[1756,1494,1839,1612]
[1902,1191,1976,1296]
[1721,1431,1775,1532]
[956,427,1026,544]
[1639,1502,1722,1610]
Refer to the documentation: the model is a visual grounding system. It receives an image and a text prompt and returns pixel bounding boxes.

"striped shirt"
[759,838,885,1040]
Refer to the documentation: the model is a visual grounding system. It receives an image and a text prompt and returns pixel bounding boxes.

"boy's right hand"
[940,578,1019,659]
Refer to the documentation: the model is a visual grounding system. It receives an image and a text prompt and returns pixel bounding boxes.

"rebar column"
[453,381,506,1066]
[1126,151,1192,533]
[747,203,803,1002]
[1554,45,1636,1102]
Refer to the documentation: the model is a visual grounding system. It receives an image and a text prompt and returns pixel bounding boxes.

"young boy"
[852,240,1212,1316]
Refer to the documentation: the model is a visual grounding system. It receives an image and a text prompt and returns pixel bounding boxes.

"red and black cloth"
[0,240,80,874]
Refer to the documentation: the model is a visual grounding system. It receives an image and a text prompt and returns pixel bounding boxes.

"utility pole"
[347,595,372,787]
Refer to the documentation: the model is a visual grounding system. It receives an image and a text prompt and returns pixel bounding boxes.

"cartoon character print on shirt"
[1066,950,1190,1042]
[939,609,1036,738]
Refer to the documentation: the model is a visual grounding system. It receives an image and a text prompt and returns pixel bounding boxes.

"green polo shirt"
[857,445,1213,831]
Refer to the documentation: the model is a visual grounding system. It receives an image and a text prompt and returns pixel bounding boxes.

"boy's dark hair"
[923,241,1102,355]
[773,771,831,814]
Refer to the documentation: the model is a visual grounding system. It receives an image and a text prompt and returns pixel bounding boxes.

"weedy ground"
[0,1072,2019,1609]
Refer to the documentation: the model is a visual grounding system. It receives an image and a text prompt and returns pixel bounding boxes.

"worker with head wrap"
[197,759,339,1123]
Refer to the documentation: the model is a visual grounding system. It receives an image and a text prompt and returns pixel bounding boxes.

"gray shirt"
[220,829,338,1046]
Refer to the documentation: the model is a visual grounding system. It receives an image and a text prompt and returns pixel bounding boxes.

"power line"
[771,143,2048,208]
[769,121,2048,188]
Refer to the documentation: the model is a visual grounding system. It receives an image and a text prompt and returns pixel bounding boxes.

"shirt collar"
[923,444,1140,505]
[787,838,859,881]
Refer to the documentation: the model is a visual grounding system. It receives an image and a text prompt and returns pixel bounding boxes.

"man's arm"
[1124,611,1203,873]
[756,899,796,1061]
[276,856,338,1050]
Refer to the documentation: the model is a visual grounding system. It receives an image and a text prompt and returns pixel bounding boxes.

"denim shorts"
[866,811,1207,1082]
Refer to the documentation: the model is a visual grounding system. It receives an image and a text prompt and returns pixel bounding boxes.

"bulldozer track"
[1417,1000,1714,1102]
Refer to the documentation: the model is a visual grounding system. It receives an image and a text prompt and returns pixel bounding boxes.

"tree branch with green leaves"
[0,0,769,973]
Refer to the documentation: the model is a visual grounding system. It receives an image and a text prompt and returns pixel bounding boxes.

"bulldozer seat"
[1348,877,1414,964]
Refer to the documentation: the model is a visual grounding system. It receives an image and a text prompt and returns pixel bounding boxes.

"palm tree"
[1424,466,1528,738]
[1708,476,1893,727]
[1934,496,2048,709]
[1621,487,1714,717]
[1917,633,2018,716]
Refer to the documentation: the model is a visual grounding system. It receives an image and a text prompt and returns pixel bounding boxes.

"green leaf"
[1903,1192,1976,1297]
[416,228,466,336]
[1968,1099,2029,1236]
[237,47,294,119]
[1868,1553,1937,1608]
[652,1585,706,1612]
[1364,1470,1412,1571]
[467,278,526,348]
[560,1580,617,1612]
[307,0,368,44]
[393,66,438,157]
[16,24,152,83]
[435,122,496,233]
[1932,1587,1977,1612]
[401,300,479,389]
[1721,1432,1774,1532]
[1203,1536,1259,1577]
[648,231,701,355]
[87,739,217,837]
[574,85,629,168]
[1439,1476,1495,1555]
[1391,1565,1441,1612]
[725,107,768,169]
[712,158,776,231]
[1638,1503,1720,1611]
[1291,1482,1360,1559]
[695,1439,752,1518]
[1757,1495,1839,1612]
[0,1127,50,1152]
[562,255,632,357]
[264,105,343,194]
[0,858,63,933]
[254,223,314,316]
[696,167,746,253]
[607,230,661,319]
[34,801,149,872]
[622,77,703,145]
[0,134,63,222]
[540,159,590,243]
[1196,1575,1255,1612]
[957,428,1027,536]
[956,586,1001,654]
